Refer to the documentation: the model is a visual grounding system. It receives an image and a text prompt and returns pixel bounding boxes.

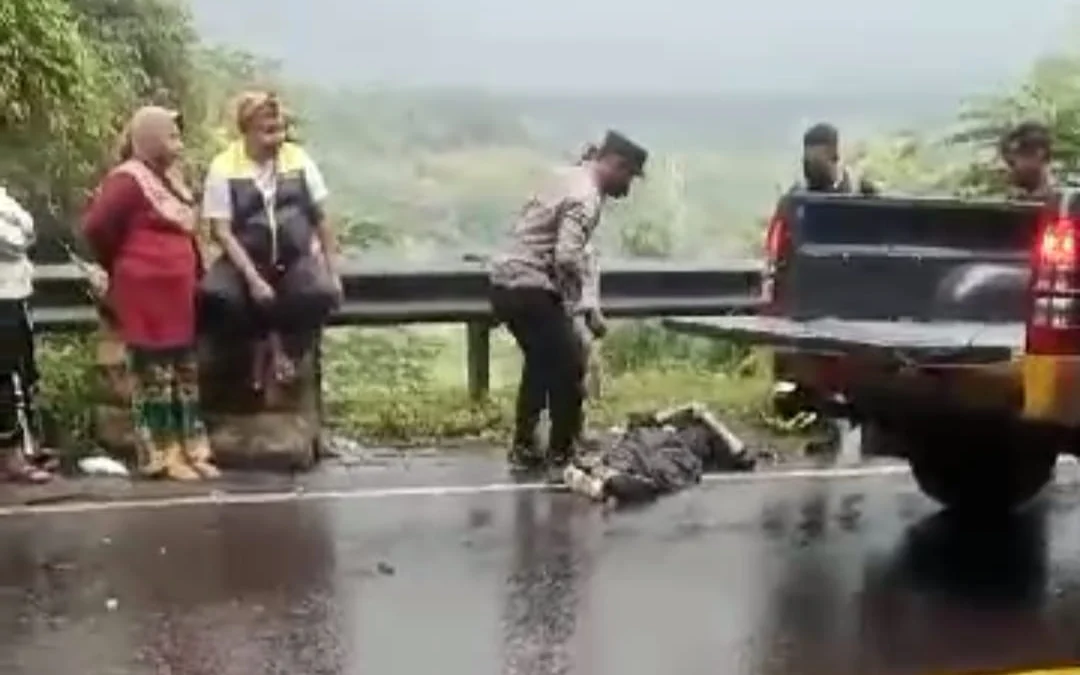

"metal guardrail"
[29,258,765,399]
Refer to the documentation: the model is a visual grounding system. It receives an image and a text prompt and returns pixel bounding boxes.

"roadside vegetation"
[319,323,772,444]
[9,2,1080,449]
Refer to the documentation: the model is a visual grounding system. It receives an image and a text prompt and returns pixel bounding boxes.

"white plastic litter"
[78,456,130,477]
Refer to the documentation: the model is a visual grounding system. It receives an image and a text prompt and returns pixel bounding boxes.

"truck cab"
[668,191,1080,512]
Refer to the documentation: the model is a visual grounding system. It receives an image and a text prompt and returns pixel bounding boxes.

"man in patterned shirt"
[489,131,647,472]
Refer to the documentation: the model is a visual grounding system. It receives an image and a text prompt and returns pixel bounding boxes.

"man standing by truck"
[1000,121,1055,200]
[795,122,878,195]
[770,123,876,421]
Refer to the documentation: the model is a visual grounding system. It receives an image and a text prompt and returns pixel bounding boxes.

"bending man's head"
[591,131,647,199]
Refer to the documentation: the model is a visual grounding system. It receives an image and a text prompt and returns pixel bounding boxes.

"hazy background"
[183,0,1079,260]
[191,0,1069,94]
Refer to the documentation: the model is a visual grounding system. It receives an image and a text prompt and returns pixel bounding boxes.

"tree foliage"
[0,0,276,239]
[0,0,109,134]
[0,0,116,218]
[857,49,1080,198]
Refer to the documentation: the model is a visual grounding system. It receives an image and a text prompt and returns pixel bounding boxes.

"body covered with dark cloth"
[564,404,757,504]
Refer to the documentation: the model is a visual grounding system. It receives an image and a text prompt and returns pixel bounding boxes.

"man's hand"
[585,309,607,339]
[248,275,276,305]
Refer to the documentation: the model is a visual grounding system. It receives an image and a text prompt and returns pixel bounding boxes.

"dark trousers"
[200,255,336,358]
[490,285,585,460]
[0,300,38,450]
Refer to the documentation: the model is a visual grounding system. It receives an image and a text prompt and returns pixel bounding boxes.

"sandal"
[2,454,52,484]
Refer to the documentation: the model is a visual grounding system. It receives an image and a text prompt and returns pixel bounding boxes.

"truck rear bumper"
[1023,355,1080,426]
[773,351,1023,420]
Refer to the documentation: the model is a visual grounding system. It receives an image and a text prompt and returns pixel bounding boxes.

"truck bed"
[769,194,1035,322]
[666,194,1037,366]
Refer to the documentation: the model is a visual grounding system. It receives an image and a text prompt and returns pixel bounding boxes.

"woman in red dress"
[82,106,219,481]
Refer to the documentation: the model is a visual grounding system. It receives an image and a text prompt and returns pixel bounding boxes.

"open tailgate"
[664,316,1023,365]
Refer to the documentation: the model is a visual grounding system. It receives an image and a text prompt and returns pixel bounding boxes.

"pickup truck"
[666,191,1080,512]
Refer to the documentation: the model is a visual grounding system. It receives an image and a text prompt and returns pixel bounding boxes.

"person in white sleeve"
[0,187,54,482]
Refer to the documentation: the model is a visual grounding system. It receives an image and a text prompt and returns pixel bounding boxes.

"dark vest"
[1005,173,1056,201]
[212,142,318,269]
[791,166,873,194]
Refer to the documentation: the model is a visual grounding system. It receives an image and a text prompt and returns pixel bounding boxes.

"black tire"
[859,420,909,458]
[904,428,1056,514]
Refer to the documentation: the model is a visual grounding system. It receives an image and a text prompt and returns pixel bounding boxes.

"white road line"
[0,464,913,519]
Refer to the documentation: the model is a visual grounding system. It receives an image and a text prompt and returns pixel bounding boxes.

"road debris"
[77,455,129,477]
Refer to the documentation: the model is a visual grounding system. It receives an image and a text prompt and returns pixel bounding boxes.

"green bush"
[30,319,776,454]
[321,323,771,444]
[325,365,771,445]
[35,333,96,452]
[601,320,750,375]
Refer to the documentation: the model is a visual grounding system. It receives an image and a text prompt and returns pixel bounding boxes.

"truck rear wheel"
[904,428,1056,513]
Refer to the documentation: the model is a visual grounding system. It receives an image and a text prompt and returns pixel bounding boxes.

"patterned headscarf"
[234,90,284,134]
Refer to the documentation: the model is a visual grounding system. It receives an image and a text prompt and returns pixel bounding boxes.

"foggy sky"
[190,0,1076,93]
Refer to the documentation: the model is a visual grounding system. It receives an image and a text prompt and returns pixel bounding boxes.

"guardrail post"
[466,320,491,402]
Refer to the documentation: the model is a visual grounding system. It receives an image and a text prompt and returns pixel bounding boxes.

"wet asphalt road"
[3,458,1080,674]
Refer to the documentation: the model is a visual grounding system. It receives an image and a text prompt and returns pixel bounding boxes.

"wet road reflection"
[501,492,590,674]
[0,471,1078,673]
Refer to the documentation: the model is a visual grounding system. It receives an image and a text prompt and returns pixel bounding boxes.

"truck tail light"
[1027,210,1080,355]
[763,210,789,313]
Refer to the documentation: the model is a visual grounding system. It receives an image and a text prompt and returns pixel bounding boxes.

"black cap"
[598,130,647,176]
[803,122,839,148]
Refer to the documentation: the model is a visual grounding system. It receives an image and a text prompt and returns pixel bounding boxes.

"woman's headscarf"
[115,105,183,163]
[108,106,195,231]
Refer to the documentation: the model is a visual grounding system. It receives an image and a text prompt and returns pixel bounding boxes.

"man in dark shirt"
[1001,121,1054,200]
[795,122,878,195]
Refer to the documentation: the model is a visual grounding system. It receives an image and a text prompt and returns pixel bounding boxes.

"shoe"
[137,440,167,478]
[162,442,201,481]
[0,451,52,484]
[546,442,579,471]
[508,443,544,472]
[183,433,221,479]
